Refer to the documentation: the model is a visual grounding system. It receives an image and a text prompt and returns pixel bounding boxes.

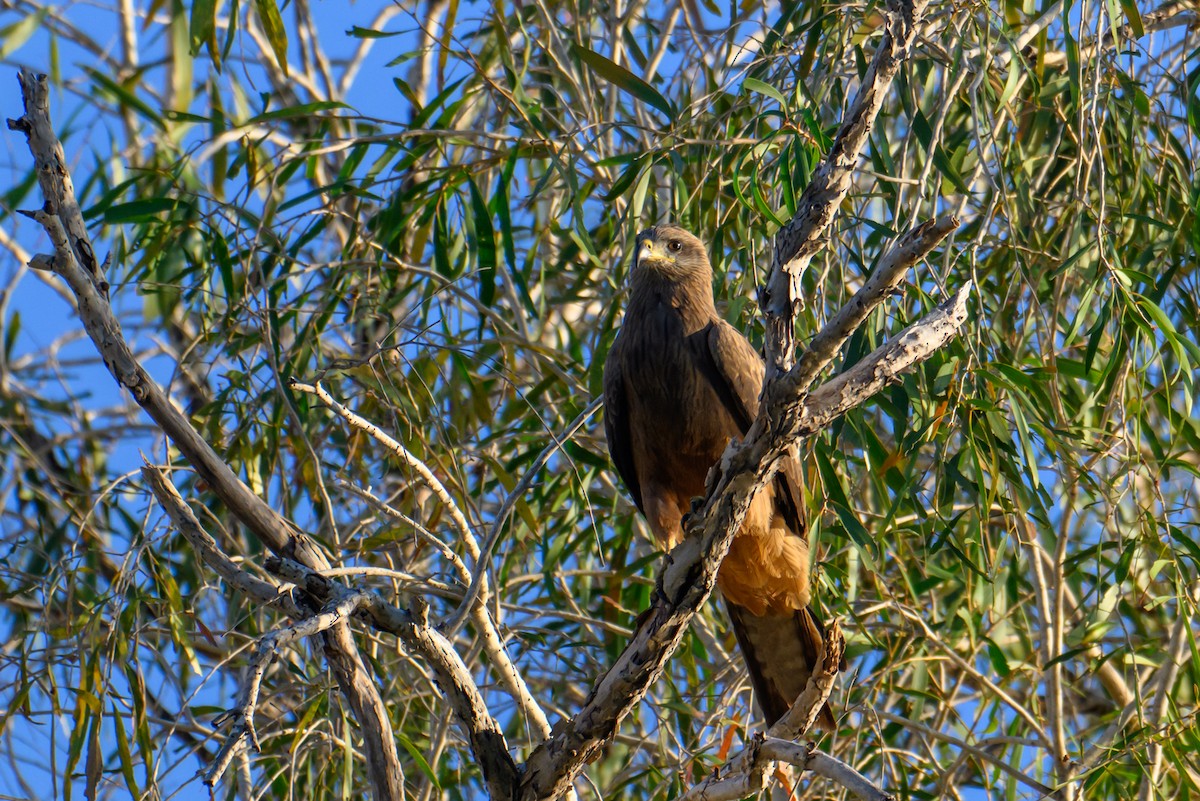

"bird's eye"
[668,240,682,253]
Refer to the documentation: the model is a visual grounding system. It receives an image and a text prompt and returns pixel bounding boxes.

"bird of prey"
[602,224,835,728]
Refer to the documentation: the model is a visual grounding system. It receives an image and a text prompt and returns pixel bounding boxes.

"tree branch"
[762,0,931,375]
[787,214,959,396]
[677,621,869,801]
[266,556,523,800]
[8,68,404,800]
[6,70,106,295]
[680,737,894,801]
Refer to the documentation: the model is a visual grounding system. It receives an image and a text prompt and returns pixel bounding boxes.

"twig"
[445,395,603,634]
[288,379,478,559]
[873,711,1055,796]
[9,68,404,800]
[762,0,931,376]
[206,591,373,786]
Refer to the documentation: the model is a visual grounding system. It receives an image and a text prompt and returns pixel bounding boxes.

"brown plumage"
[603,224,835,728]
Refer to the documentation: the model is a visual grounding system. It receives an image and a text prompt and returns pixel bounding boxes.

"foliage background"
[0,0,1197,798]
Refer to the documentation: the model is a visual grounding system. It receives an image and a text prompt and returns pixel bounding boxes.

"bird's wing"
[704,320,806,531]
[701,319,764,431]
[707,320,837,729]
[602,334,644,514]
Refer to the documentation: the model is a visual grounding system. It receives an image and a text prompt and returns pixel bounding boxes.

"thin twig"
[10,68,404,800]
[205,591,372,786]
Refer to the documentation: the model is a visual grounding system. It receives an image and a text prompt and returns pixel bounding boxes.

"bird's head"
[632,225,711,282]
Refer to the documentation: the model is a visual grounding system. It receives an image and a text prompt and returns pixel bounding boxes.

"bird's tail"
[726,602,840,730]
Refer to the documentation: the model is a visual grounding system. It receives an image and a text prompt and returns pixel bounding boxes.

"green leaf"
[571,43,674,118]
[743,77,788,107]
[467,175,497,307]
[398,733,441,789]
[111,702,141,798]
[84,68,165,131]
[1117,0,1144,38]
[3,308,18,361]
[245,100,348,125]
[103,198,193,223]
[0,7,47,60]
[189,0,217,56]
[348,25,405,39]
[255,0,289,77]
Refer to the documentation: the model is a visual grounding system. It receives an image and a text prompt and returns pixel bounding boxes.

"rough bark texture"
[762,0,931,376]
[10,68,405,801]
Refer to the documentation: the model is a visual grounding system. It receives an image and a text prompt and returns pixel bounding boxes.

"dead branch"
[763,0,932,375]
[787,215,960,396]
[266,556,523,800]
[770,620,846,740]
[681,737,894,801]
[8,68,404,801]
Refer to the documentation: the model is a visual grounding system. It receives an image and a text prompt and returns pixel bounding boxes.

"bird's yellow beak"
[637,238,668,266]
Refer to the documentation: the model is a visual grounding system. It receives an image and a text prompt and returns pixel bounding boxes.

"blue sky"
[2,1,1192,798]
[0,4,426,797]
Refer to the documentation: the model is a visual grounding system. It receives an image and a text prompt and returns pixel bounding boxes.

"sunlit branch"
[762,0,932,376]
[9,67,405,801]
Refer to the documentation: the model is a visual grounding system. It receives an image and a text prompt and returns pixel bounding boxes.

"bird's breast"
[621,301,740,470]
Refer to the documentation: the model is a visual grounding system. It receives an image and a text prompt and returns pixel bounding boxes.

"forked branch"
[9,68,405,801]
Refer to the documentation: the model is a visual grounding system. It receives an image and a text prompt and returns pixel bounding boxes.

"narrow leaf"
[571,43,673,118]
[255,0,289,77]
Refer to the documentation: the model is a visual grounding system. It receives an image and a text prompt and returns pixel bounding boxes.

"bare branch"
[763,0,931,375]
[770,620,845,740]
[267,556,523,800]
[290,378,478,561]
[762,741,895,801]
[445,395,603,634]
[9,68,404,800]
[7,70,106,294]
[680,621,860,801]
[679,734,893,801]
[775,281,972,429]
